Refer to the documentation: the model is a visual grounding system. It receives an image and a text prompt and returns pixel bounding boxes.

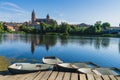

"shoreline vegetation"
[0,21,120,37]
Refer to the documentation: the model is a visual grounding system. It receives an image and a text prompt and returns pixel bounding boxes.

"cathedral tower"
[31,10,36,24]
[46,14,50,20]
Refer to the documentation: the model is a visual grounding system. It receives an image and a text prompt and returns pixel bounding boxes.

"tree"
[40,22,47,33]
[0,22,4,32]
[85,25,96,34]
[59,22,71,33]
[102,22,110,30]
[94,21,102,33]
[51,20,58,32]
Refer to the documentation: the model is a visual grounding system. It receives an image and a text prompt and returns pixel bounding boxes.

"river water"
[0,34,119,71]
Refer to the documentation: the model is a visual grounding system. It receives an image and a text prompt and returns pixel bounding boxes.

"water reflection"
[0,34,119,53]
[119,40,120,54]
[31,35,57,53]
[93,37,110,49]
[0,34,120,70]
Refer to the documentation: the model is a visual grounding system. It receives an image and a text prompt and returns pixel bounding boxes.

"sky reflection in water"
[0,34,119,71]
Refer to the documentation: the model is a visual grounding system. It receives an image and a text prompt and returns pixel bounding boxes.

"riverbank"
[1,31,120,38]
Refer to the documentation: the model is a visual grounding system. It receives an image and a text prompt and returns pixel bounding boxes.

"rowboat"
[92,68,120,75]
[8,63,53,74]
[78,68,94,74]
[56,62,98,72]
[42,56,63,65]
[78,68,120,75]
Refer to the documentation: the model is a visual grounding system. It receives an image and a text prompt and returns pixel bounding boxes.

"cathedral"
[31,10,54,25]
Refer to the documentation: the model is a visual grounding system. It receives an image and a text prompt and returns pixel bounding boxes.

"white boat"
[92,68,120,75]
[42,56,63,65]
[78,68,120,75]
[78,68,94,74]
[56,62,98,72]
[8,63,53,74]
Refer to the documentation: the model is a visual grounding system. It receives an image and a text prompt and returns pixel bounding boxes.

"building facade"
[30,10,55,30]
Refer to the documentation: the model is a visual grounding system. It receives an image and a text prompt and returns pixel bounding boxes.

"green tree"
[40,22,47,33]
[0,22,4,32]
[59,22,71,34]
[102,22,110,30]
[85,25,95,34]
[94,21,102,33]
[51,20,58,32]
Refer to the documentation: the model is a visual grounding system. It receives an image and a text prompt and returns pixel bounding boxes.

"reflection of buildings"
[31,35,57,53]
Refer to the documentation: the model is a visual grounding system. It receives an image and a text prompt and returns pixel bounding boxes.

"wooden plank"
[102,75,110,80]
[109,75,117,80]
[24,72,40,80]
[48,71,58,80]
[55,72,64,80]
[94,74,103,80]
[87,74,95,80]
[63,72,71,80]
[5,74,23,80]
[18,72,36,80]
[40,71,52,80]
[71,73,78,80]
[79,74,87,80]
[0,75,10,80]
[116,76,120,80]
[33,71,46,80]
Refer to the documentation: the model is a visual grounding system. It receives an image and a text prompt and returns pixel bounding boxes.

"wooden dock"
[0,71,119,80]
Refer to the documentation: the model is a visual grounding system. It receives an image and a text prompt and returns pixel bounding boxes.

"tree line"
[0,21,111,35]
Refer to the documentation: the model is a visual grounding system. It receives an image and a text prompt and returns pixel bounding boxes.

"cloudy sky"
[0,0,120,26]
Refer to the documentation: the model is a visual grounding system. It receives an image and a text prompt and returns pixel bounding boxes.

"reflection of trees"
[77,37,110,49]
[94,37,101,49]
[101,37,110,48]
[59,35,69,45]
[79,37,90,45]
[0,34,111,53]
[40,35,57,51]
[119,40,120,53]
[0,34,2,44]
[94,37,110,49]
[31,41,35,53]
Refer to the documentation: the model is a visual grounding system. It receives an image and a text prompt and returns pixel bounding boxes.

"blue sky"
[0,0,120,26]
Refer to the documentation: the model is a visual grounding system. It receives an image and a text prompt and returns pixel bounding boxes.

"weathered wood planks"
[0,71,119,80]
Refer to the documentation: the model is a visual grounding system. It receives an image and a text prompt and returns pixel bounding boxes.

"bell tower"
[31,10,36,24]
[46,14,50,20]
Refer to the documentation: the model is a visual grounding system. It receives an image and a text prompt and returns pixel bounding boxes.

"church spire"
[31,10,36,24]
[46,14,50,20]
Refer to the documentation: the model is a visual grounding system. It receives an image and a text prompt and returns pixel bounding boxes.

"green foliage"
[102,22,110,30]
[20,24,39,33]
[40,22,47,33]
[0,22,4,33]
[59,22,71,33]
[94,21,102,33]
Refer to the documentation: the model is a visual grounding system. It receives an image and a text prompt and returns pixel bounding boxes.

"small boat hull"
[55,64,77,72]
[56,62,99,72]
[8,63,53,74]
[42,56,63,65]
[8,68,41,74]
[93,68,120,76]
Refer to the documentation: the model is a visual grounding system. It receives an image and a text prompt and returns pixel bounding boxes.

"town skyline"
[0,0,120,26]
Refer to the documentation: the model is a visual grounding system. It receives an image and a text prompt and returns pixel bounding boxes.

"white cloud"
[0,2,30,22]
[1,2,23,10]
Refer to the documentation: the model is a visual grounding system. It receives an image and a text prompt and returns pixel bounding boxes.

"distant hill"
[77,23,91,27]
